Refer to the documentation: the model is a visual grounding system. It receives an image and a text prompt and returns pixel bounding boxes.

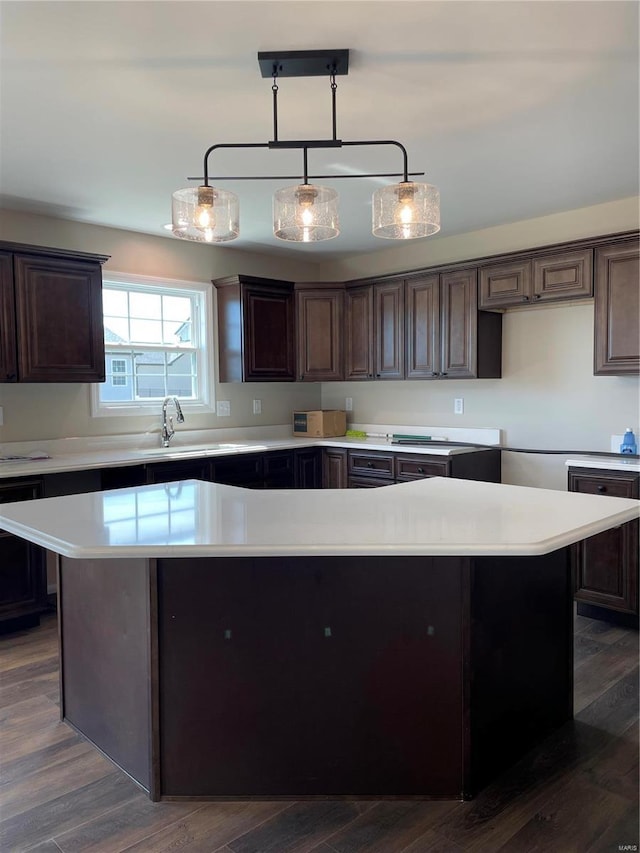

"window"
[92,273,214,417]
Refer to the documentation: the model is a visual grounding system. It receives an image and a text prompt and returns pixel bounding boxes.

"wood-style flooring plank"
[226,802,368,853]
[64,801,291,853]
[0,773,142,852]
[574,643,639,713]
[400,828,467,853]
[0,695,76,764]
[576,667,639,737]
[495,775,635,852]
[310,800,459,853]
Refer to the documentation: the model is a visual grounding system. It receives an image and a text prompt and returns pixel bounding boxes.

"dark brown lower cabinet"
[294,447,322,489]
[341,448,502,489]
[322,447,349,488]
[0,478,47,632]
[568,467,639,625]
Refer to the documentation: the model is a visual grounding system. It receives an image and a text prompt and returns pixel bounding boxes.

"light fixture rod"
[200,140,413,186]
[342,140,410,183]
[188,172,425,182]
[272,73,279,142]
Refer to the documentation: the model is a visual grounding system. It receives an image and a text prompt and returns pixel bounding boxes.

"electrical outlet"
[216,400,231,417]
[252,399,262,415]
[454,398,464,415]
[345,397,353,412]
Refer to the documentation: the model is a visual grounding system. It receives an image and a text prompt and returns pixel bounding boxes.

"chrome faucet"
[161,396,185,447]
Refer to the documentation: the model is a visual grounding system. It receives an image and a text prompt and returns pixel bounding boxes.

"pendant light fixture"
[171,50,440,245]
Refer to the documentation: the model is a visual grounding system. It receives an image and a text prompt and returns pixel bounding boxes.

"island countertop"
[0,476,637,560]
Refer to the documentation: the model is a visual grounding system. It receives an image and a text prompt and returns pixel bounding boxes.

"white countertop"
[0,435,492,479]
[0,477,637,560]
[566,457,640,473]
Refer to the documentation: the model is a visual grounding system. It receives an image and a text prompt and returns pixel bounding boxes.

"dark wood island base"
[58,550,573,802]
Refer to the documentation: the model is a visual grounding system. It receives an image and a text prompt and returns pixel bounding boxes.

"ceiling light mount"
[171,49,440,244]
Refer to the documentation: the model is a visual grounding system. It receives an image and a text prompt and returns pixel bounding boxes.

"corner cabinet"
[594,239,640,376]
[0,242,108,382]
[213,276,295,382]
[568,467,639,625]
[406,270,502,379]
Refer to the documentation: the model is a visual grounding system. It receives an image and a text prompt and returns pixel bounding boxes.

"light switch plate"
[216,400,231,417]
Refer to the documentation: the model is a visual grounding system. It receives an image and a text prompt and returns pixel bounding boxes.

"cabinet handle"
[418,467,424,474]
[533,294,541,300]
[441,372,447,376]
[367,462,373,468]
[597,485,607,493]
[523,295,530,301]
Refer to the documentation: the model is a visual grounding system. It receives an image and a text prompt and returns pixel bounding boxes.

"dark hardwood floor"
[0,610,637,853]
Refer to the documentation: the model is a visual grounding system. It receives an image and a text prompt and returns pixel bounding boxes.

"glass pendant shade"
[273,184,339,242]
[372,181,440,239]
[171,186,240,242]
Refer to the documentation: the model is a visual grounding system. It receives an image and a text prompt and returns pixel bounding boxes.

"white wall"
[0,200,638,490]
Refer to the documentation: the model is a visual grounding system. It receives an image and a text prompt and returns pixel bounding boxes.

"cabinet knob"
[367,462,373,468]
[533,294,541,300]
[523,295,530,301]
[441,372,447,376]
[597,485,607,493]
[418,467,424,474]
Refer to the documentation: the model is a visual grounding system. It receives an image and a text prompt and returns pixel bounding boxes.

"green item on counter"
[392,433,433,441]
[345,429,367,438]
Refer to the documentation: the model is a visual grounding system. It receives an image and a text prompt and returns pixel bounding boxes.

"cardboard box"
[293,410,347,438]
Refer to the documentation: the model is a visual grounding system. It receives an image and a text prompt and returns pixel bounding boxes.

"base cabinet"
[0,479,47,631]
[568,468,639,622]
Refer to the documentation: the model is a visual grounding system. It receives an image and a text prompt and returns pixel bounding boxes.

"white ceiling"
[1,1,638,260]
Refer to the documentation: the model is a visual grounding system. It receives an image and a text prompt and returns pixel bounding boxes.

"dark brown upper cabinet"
[0,243,107,383]
[213,275,295,382]
[594,239,640,376]
[344,280,404,380]
[407,270,502,379]
[479,248,593,309]
[295,284,344,381]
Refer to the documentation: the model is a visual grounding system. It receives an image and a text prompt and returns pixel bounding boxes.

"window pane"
[104,317,129,342]
[163,295,191,321]
[130,319,162,343]
[102,289,129,317]
[130,291,161,319]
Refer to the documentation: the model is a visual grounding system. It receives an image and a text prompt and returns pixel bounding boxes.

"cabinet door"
[243,283,295,381]
[594,240,640,376]
[263,450,294,489]
[0,252,17,382]
[440,269,477,378]
[212,454,263,488]
[294,447,322,489]
[569,469,639,614]
[344,286,374,380]
[0,479,47,626]
[532,248,593,302]
[14,254,105,382]
[296,289,344,381]
[374,281,405,379]
[322,448,348,489]
[479,260,532,309]
[406,275,440,378]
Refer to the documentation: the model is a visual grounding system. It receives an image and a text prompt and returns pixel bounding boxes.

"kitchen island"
[0,477,637,802]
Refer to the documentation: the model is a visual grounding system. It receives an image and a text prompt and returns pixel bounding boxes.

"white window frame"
[91,272,215,418]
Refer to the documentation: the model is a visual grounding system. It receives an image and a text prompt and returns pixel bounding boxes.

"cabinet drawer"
[569,470,638,499]
[348,451,395,480]
[395,456,450,480]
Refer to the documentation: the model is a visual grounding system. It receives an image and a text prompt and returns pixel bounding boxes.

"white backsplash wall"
[321,301,639,491]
